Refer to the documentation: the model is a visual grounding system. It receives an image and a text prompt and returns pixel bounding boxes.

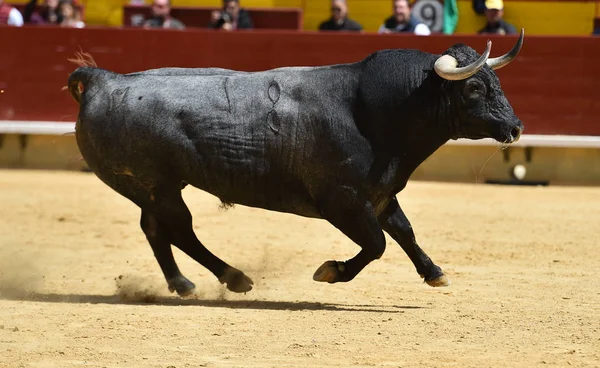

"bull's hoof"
[218,267,254,293]
[419,264,450,287]
[420,273,451,287]
[426,274,450,287]
[313,260,345,283]
[167,276,196,297]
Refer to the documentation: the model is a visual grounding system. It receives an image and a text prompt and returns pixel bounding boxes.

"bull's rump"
[76,68,357,216]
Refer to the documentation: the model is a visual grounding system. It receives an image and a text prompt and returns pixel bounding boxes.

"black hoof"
[167,276,196,297]
[313,260,346,283]
[218,267,254,293]
[419,265,450,287]
[425,274,450,287]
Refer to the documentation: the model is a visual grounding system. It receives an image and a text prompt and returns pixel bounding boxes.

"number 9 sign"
[411,0,444,33]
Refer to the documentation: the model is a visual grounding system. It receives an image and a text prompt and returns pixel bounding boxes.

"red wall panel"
[1,26,599,136]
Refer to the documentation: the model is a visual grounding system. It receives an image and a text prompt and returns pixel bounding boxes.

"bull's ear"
[434,40,492,81]
[486,28,524,70]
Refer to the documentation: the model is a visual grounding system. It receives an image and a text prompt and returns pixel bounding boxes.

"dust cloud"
[114,274,164,303]
[0,248,45,299]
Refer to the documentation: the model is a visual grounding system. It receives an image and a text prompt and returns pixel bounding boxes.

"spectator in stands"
[23,0,60,25]
[208,0,253,31]
[58,0,84,28]
[472,0,486,15]
[378,0,430,35]
[478,0,517,35]
[0,0,24,26]
[143,0,185,30]
[318,0,362,32]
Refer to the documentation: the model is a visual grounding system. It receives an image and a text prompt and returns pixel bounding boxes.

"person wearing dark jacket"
[472,0,486,15]
[318,0,362,32]
[208,0,253,30]
[23,0,60,25]
[478,0,517,35]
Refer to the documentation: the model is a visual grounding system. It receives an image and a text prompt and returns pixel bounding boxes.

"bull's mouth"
[479,117,523,144]
[463,119,524,143]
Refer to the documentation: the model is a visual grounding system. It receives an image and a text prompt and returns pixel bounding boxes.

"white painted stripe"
[1,120,600,148]
[0,121,76,135]
[447,135,600,148]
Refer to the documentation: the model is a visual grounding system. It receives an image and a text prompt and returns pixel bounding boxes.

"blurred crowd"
[1,0,85,28]
[0,0,578,36]
[132,0,519,35]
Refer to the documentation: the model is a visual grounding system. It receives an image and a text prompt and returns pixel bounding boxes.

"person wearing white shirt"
[378,0,430,36]
[0,0,24,26]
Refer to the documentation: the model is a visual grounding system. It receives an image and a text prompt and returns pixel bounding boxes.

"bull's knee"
[373,242,386,260]
[140,212,158,237]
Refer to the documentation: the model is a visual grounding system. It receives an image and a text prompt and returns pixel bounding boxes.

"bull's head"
[434,29,524,144]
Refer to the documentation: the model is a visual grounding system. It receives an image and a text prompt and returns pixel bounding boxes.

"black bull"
[67,31,525,296]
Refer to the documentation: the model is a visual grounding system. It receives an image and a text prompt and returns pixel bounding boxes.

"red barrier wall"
[1,25,599,136]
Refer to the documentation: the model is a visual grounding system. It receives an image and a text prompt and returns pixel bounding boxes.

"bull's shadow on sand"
[0,291,422,313]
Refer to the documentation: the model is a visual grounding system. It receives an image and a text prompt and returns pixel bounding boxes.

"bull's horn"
[486,28,525,70]
[434,40,492,81]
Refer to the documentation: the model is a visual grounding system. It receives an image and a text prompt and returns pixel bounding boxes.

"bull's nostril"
[510,127,521,141]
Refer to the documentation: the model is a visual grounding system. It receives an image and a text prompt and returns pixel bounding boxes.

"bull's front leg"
[313,186,387,284]
[378,197,450,287]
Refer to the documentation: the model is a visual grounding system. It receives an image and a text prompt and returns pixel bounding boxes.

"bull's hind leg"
[148,189,254,293]
[378,197,449,287]
[313,187,386,283]
[106,172,252,294]
[140,211,196,296]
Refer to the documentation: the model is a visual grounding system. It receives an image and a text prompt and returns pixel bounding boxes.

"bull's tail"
[65,51,99,104]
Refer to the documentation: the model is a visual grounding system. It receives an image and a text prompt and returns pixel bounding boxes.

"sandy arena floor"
[0,169,598,368]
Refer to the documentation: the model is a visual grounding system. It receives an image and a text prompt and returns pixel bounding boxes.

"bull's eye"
[465,79,486,97]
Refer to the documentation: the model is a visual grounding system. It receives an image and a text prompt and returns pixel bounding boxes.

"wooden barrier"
[1,25,599,136]
[122,5,303,30]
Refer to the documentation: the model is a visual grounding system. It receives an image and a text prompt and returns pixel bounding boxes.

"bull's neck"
[354,54,457,187]
[357,79,454,165]
[392,90,455,164]
[385,114,452,185]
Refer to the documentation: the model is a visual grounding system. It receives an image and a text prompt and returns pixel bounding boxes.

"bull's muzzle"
[508,121,524,143]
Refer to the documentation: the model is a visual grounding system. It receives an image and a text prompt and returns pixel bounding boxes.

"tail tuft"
[67,50,98,68]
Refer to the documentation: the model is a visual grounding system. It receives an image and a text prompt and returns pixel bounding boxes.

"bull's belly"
[184,174,322,219]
